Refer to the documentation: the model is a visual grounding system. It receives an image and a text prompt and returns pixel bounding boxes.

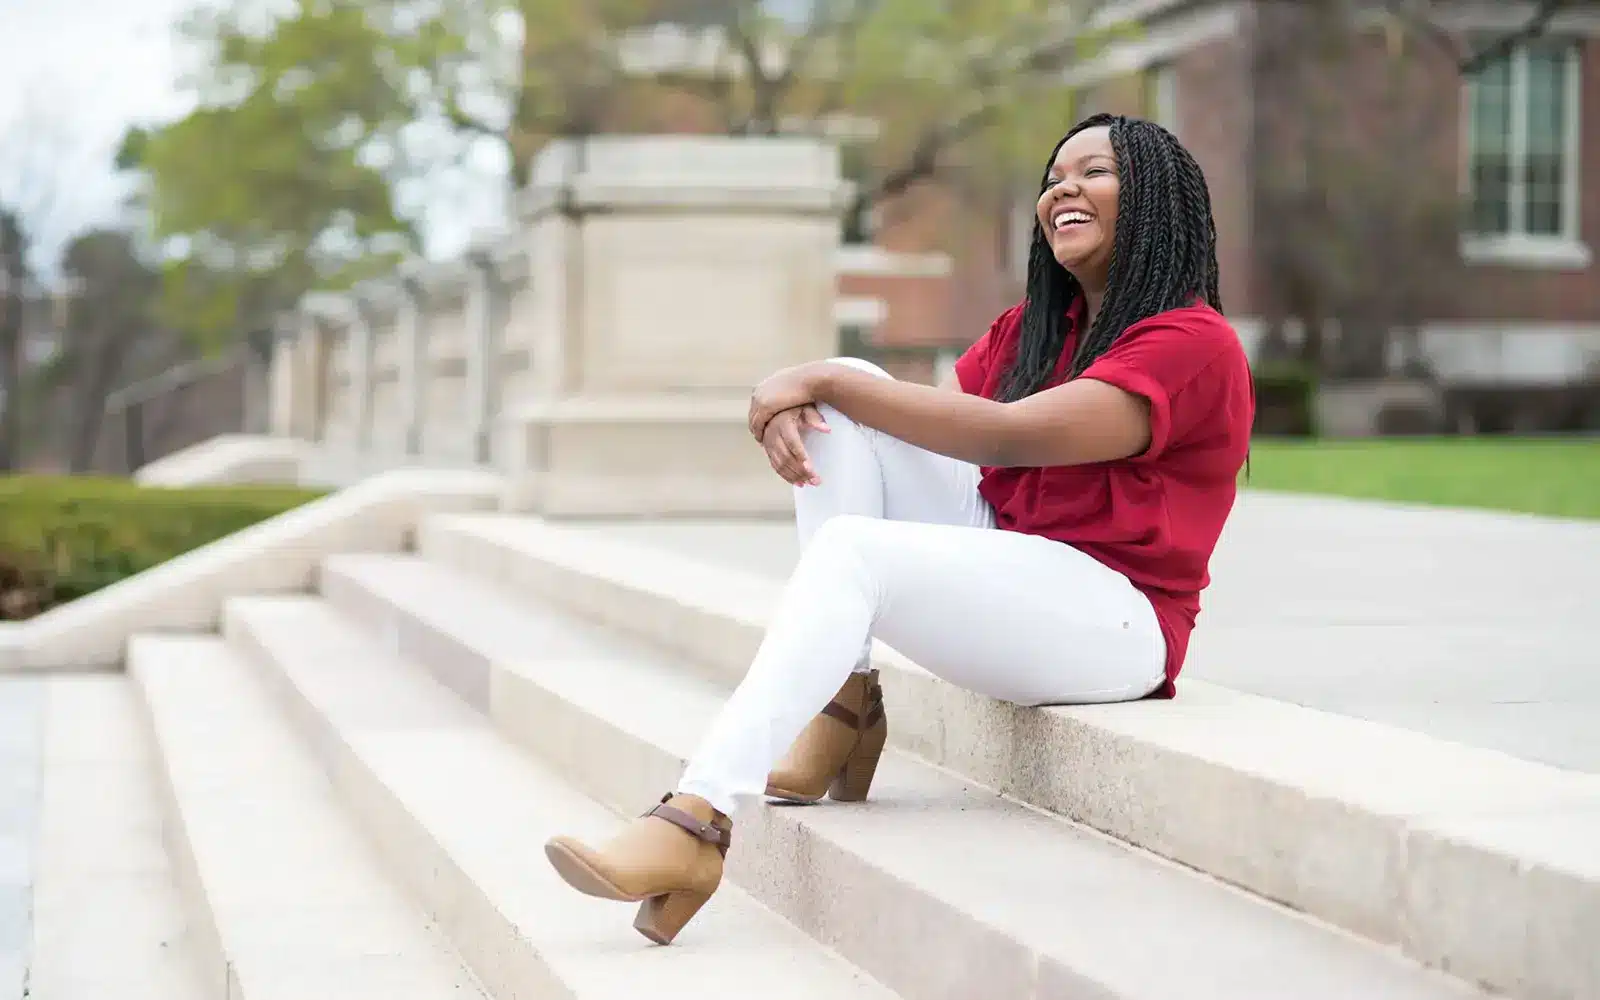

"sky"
[0,0,195,273]
[0,0,504,278]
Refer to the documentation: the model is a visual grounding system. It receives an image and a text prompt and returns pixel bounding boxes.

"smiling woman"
[540,113,1257,947]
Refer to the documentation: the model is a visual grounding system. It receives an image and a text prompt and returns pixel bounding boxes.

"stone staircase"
[107,503,1584,1000]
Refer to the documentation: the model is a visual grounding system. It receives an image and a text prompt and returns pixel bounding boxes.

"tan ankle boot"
[544,793,731,945]
[765,670,887,804]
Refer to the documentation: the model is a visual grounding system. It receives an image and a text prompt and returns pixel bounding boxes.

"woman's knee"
[800,360,889,435]
[810,360,888,436]
[824,357,894,381]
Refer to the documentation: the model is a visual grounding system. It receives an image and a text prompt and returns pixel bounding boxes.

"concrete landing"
[18,676,207,1000]
[0,680,43,1000]
[580,490,1600,773]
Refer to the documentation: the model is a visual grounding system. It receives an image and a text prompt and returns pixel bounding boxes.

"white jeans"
[676,359,1167,815]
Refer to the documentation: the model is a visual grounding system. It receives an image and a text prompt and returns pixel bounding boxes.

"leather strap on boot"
[820,681,885,731]
[643,795,732,857]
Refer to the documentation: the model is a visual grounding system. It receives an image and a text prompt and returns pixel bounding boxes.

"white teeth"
[1053,211,1092,229]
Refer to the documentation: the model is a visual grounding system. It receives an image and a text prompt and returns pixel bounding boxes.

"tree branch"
[1378,0,1574,76]
[846,1,1116,219]
[1460,0,1570,75]
[441,99,504,141]
[726,4,802,134]
[770,0,867,108]
[848,100,1000,222]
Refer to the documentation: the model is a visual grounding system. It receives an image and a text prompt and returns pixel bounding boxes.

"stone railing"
[101,347,265,474]
[270,135,849,517]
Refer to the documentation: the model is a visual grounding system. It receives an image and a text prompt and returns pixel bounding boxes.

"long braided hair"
[995,113,1223,403]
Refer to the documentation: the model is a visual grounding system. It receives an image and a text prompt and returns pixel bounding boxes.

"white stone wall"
[274,135,849,517]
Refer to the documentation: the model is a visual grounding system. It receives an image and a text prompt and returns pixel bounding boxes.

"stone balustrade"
[270,134,850,516]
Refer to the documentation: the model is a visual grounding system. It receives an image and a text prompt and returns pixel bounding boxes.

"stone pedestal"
[500,135,846,517]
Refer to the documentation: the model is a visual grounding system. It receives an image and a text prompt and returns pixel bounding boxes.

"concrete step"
[415,513,1600,1000]
[25,676,209,1000]
[221,594,900,1000]
[318,550,1490,1000]
[126,634,488,1000]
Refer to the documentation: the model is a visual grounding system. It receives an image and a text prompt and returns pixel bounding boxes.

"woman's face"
[1035,126,1119,289]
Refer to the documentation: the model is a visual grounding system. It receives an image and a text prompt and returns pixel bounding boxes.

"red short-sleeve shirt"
[954,298,1254,696]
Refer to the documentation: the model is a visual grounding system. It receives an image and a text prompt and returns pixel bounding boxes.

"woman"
[543,113,1255,945]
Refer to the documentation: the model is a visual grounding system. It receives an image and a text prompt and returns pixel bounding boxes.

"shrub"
[1252,363,1318,437]
[0,547,51,621]
[0,476,327,618]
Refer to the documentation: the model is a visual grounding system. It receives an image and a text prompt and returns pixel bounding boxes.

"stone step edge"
[218,594,902,1000]
[0,467,502,673]
[416,513,1600,1000]
[125,632,485,999]
[314,552,1499,1000]
[24,676,211,999]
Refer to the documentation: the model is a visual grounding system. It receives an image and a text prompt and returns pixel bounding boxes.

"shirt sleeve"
[1081,318,1241,462]
[953,332,992,395]
[954,303,1024,396]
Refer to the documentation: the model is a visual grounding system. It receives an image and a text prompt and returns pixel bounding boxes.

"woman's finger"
[775,420,811,485]
[763,416,803,484]
[769,442,806,486]
[764,442,797,483]
[777,419,818,485]
[801,404,829,433]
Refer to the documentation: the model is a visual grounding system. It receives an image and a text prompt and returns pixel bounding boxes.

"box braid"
[995,113,1223,403]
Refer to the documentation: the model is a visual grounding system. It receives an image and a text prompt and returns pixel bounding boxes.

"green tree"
[421,0,1119,199]
[0,208,29,471]
[157,0,1127,243]
[52,230,166,472]
[120,0,416,345]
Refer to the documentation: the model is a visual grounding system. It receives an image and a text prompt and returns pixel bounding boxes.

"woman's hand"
[749,362,830,442]
[762,404,829,486]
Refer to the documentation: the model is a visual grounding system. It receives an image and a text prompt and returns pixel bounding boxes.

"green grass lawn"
[1243,437,1600,520]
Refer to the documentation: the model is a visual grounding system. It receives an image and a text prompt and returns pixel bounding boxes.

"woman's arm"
[809,364,1152,468]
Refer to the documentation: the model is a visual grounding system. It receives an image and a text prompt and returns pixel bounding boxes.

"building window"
[1465,39,1581,245]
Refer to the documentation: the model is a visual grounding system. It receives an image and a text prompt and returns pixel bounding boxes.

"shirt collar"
[1065,294,1086,332]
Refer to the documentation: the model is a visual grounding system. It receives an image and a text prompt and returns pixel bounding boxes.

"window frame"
[1461,37,1589,269]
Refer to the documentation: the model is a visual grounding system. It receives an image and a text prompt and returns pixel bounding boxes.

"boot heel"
[829,729,886,802]
[633,886,713,945]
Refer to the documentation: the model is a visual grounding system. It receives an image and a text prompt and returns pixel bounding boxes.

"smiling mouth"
[1052,210,1094,231]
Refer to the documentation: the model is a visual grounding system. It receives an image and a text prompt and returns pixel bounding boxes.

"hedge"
[1252,363,1318,437]
[0,476,326,620]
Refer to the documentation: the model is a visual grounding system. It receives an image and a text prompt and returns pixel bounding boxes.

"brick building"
[105,1,1600,471]
[820,1,1600,419]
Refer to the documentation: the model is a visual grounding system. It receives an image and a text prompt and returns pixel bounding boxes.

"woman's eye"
[1043,178,1060,189]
